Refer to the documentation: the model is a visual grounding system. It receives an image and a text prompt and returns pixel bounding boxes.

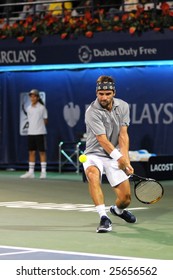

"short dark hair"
[97,75,115,84]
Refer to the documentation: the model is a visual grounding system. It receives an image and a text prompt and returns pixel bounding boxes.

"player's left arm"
[118,125,134,174]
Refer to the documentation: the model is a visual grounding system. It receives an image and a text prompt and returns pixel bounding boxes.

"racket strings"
[135,180,163,203]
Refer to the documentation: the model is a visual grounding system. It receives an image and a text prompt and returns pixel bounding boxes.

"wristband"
[110,149,122,161]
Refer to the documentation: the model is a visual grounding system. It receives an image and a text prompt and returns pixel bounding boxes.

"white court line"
[0,250,39,257]
[0,245,157,260]
[0,201,148,212]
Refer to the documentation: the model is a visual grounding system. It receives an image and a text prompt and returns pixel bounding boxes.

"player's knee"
[120,194,131,208]
[87,171,99,183]
[85,167,100,182]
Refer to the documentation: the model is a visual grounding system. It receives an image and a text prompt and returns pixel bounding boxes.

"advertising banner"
[0,31,173,66]
[149,156,173,180]
[0,67,172,167]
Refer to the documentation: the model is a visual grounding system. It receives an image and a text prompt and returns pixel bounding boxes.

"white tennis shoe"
[20,172,35,179]
[40,172,46,179]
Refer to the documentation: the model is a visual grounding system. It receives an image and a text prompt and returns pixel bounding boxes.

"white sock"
[41,162,47,173]
[28,162,35,173]
[96,204,108,218]
[113,205,123,215]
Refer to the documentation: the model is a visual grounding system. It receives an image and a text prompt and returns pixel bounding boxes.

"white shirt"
[26,102,48,135]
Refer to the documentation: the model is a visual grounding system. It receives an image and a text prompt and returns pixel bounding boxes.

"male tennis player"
[83,75,136,233]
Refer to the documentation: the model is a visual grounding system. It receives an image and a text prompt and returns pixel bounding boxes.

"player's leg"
[39,151,47,179]
[85,165,104,206]
[83,155,112,233]
[105,159,136,223]
[20,136,36,178]
[113,179,131,209]
[110,180,137,223]
[37,135,47,179]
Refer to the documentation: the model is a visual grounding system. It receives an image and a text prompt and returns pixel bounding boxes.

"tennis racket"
[130,174,164,204]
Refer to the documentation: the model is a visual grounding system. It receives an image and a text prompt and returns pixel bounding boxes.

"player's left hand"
[124,165,134,175]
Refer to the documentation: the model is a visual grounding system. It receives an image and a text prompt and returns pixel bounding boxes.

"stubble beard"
[100,100,112,110]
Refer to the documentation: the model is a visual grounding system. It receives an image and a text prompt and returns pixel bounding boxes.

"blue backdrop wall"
[0,66,172,166]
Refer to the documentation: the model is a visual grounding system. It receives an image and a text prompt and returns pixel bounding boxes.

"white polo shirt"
[26,102,48,135]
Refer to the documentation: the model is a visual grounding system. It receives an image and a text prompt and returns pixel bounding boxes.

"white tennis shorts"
[83,154,129,187]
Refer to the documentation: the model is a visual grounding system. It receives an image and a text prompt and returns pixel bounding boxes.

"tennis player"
[83,75,136,233]
[20,89,48,179]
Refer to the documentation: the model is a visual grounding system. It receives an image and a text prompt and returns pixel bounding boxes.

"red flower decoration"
[129,27,136,34]
[85,31,93,38]
[17,36,25,42]
[0,3,173,42]
[96,26,103,32]
[0,35,7,39]
[113,16,119,22]
[113,26,122,32]
[153,27,161,32]
[84,10,92,21]
[25,16,33,24]
[122,14,129,22]
[31,26,37,32]
[161,2,170,15]
[61,33,68,39]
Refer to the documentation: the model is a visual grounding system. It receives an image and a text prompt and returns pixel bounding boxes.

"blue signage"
[0,66,172,167]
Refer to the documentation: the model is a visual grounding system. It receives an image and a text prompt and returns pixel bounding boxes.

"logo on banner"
[148,156,173,180]
[20,91,46,135]
[63,102,80,127]
[78,46,92,63]
[0,50,36,64]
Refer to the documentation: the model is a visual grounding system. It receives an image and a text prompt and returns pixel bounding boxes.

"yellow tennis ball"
[79,154,87,163]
